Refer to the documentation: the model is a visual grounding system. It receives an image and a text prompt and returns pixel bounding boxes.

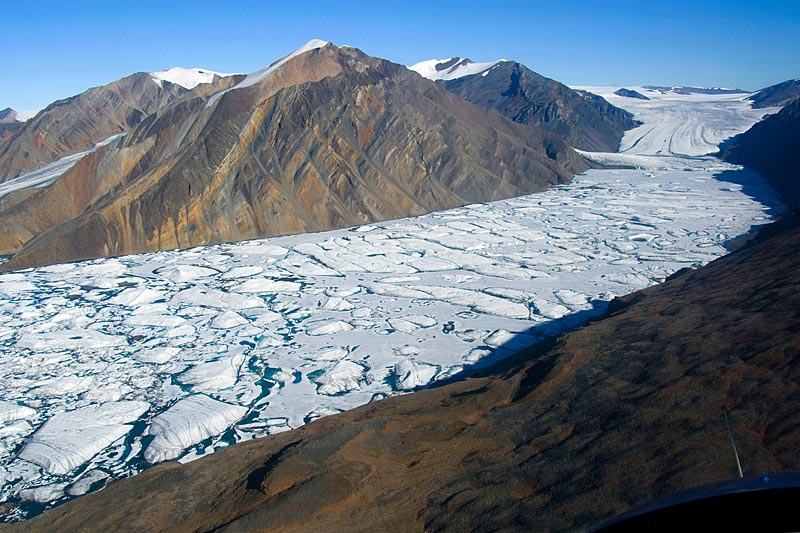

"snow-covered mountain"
[409,57,505,81]
[149,67,237,89]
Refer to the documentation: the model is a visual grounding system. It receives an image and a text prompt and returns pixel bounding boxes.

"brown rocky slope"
[7,206,798,531]
[0,44,586,270]
[0,72,238,183]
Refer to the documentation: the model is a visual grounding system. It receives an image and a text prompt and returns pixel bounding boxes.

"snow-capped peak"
[233,39,330,91]
[0,107,36,123]
[409,57,506,81]
[150,67,236,90]
[206,39,331,107]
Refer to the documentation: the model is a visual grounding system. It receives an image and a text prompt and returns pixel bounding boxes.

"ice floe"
[18,402,149,475]
[144,395,246,463]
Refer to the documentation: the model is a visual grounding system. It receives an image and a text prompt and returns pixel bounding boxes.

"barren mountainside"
[0,44,587,271]
[747,79,800,108]
[440,61,639,152]
[0,72,238,183]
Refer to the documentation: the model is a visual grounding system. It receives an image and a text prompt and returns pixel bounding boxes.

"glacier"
[0,88,784,519]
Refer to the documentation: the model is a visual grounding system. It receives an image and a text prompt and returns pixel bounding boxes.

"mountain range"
[1,39,799,531]
[0,41,624,271]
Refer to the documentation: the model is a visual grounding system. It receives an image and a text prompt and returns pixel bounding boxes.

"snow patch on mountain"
[409,57,506,81]
[150,67,234,90]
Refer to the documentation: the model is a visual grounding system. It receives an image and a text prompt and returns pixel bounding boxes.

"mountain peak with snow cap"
[149,67,237,90]
[409,57,506,81]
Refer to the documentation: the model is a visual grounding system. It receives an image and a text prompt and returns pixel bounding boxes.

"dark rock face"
[6,208,799,533]
[0,45,587,271]
[0,123,22,152]
[442,61,639,152]
[614,88,649,100]
[0,73,237,183]
[747,79,800,108]
[0,109,23,153]
[720,98,800,206]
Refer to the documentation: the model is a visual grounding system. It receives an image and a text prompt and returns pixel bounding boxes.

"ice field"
[0,88,783,517]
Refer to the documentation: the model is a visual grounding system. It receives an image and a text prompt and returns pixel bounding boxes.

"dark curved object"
[593,473,800,532]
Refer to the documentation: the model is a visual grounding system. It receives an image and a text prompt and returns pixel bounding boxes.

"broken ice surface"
[0,89,783,516]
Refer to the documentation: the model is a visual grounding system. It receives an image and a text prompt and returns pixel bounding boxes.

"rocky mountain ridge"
[747,78,800,108]
[720,97,800,206]
[0,71,239,183]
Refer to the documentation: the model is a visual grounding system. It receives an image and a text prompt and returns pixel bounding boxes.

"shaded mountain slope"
[0,72,238,183]
[440,61,638,152]
[747,79,800,108]
[8,206,799,532]
[0,44,586,271]
[721,98,800,206]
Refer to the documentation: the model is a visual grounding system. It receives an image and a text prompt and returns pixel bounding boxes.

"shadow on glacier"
[712,166,784,218]
[414,299,612,393]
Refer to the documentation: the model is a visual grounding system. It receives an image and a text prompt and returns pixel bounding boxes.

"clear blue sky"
[2,0,798,111]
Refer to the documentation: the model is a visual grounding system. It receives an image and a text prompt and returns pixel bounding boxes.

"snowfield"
[0,88,783,519]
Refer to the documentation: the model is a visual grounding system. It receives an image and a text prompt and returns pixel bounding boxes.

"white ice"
[18,402,149,475]
[144,395,247,463]
[572,86,779,162]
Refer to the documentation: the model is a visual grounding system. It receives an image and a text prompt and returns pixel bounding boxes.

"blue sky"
[2,0,798,111]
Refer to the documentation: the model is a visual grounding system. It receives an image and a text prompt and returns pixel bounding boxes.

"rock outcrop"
[5,204,799,533]
[440,61,639,152]
[0,43,586,270]
[614,87,649,100]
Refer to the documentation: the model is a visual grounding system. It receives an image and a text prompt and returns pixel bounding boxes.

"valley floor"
[0,86,784,520]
